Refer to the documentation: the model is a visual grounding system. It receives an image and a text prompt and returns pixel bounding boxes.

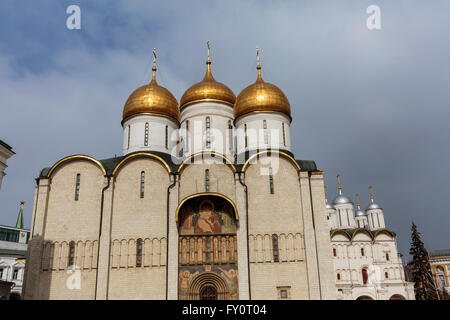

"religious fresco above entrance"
[178,195,238,300]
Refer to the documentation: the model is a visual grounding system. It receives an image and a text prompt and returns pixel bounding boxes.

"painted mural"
[179,198,236,235]
[178,196,238,300]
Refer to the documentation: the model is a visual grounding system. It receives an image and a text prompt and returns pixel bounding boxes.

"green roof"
[0,139,13,152]
[38,149,320,178]
[430,249,450,257]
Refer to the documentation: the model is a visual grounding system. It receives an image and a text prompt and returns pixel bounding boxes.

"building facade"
[430,249,450,297]
[326,178,415,300]
[0,202,30,299]
[0,140,15,190]
[23,48,336,300]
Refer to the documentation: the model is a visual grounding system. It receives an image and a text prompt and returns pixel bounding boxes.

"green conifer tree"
[409,222,439,300]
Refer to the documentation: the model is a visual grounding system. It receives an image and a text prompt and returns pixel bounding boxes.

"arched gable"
[351,228,374,241]
[373,228,395,240]
[47,155,106,177]
[242,150,301,172]
[112,152,172,176]
[177,152,236,174]
[330,229,352,241]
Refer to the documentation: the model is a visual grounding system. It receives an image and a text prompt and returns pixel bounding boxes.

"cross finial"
[207,40,210,62]
[355,193,360,209]
[256,46,262,81]
[369,185,374,202]
[337,174,342,194]
[151,48,157,82]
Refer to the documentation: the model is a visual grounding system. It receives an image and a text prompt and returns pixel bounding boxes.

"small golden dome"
[234,53,290,120]
[180,58,236,110]
[123,51,180,123]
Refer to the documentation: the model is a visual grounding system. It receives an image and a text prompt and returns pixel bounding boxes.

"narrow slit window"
[361,248,365,256]
[282,122,286,146]
[206,117,211,148]
[228,120,233,154]
[272,234,279,262]
[74,174,80,201]
[140,171,145,198]
[165,125,169,149]
[385,271,389,279]
[269,167,274,194]
[205,169,210,192]
[68,241,75,267]
[333,248,337,257]
[127,125,131,149]
[337,273,341,280]
[185,120,189,153]
[386,253,390,261]
[263,120,268,145]
[144,122,149,146]
[244,124,248,148]
[136,239,143,267]
[362,268,368,284]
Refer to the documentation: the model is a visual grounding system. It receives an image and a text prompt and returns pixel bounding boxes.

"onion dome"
[333,174,353,205]
[234,48,291,120]
[366,185,382,210]
[324,186,335,210]
[123,49,180,123]
[354,193,366,217]
[180,41,236,110]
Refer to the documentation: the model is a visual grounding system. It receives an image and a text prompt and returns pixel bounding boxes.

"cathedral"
[22,44,412,300]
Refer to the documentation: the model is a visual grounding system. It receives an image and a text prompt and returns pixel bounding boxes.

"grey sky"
[0,0,449,258]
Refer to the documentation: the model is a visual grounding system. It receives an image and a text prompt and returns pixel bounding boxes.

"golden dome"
[234,59,291,120]
[123,53,180,123]
[180,60,236,110]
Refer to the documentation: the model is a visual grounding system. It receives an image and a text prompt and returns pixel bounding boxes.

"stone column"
[95,177,114,300]
[23,179,50,300]
[298,171,320,299]
[310,172,337,300]
[235,173,250,300]
[167,176,179,300]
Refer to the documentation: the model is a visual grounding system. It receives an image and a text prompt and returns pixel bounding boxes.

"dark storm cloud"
[0,0,449,258]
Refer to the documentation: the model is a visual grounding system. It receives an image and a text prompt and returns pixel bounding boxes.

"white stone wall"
[180,102,235,158]
[235,112,291,154]
[122,114,179,156]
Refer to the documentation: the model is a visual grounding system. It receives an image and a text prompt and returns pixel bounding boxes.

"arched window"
[68,241,75,267]
[74,173,81,201]
[205,117,211,148]
[269,167,274,194]
[361,248,365,256]
[386,253,390,261]
[144,122,149,146]
[362,268,368,284]
[333,248,337,257]
[136,239,143,267]
[263,120,268,145]
[385,271,389,279]
[337,273,341,280]
[205,169,210,192]
[140,171,145,198]
[282,122,286,146]
[244,124,248,148]
[165,125,169,149]
[272,234,279,262]
[200,285,217,300]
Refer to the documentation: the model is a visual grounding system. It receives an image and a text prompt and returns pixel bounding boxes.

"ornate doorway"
[177,194,239,300]
[200,285,217,300]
